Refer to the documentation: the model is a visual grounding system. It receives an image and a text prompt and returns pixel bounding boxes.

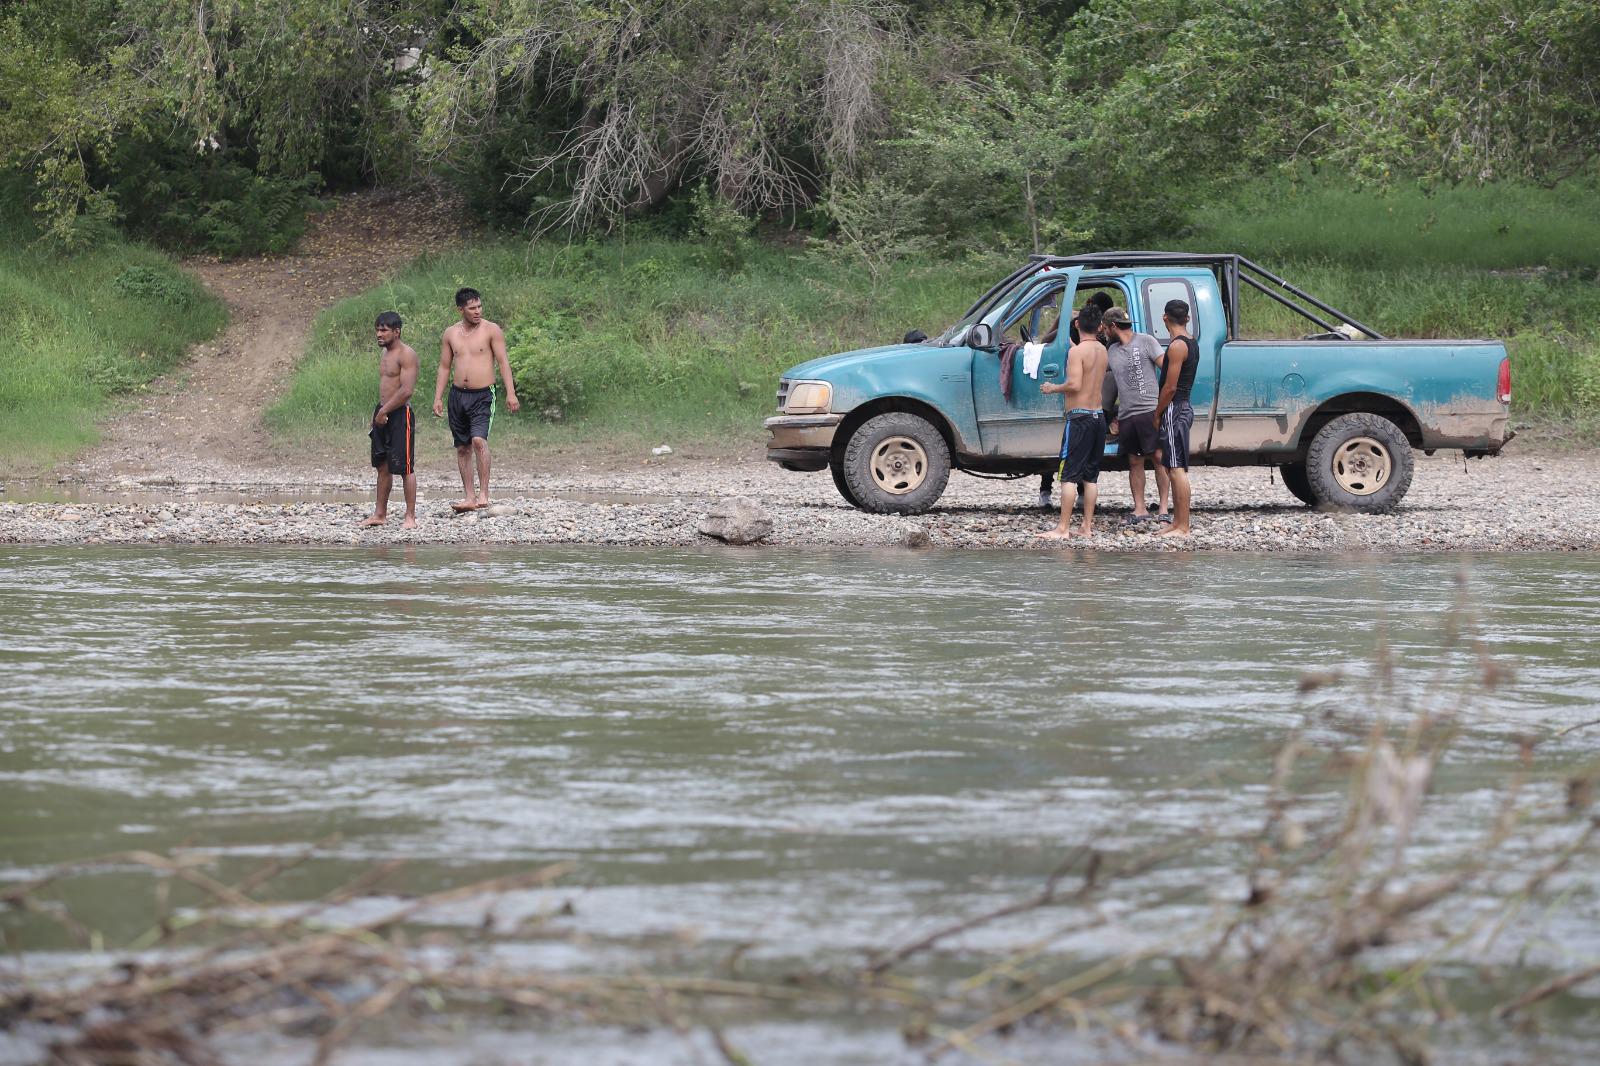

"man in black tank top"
[1153,299,1199,537]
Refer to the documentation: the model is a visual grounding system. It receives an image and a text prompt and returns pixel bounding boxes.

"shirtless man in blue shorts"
[1037,301,1111,540]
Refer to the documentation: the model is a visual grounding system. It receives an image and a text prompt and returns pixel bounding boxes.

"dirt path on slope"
[72,188,463,483]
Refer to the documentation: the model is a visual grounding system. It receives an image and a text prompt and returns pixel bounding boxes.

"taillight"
[1497,357,1511,405]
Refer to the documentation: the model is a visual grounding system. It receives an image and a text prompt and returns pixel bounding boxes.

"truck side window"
[1067,284,1128,343]
[1143,279,1199,343]
[1002,288,1064,345]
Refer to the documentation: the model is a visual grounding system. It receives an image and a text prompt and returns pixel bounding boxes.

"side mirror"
[967,323,995,350]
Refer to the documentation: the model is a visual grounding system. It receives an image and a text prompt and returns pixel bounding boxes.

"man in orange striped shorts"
[363,311,419,529]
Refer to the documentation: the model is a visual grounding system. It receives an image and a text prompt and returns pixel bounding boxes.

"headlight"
[784,380,832,414]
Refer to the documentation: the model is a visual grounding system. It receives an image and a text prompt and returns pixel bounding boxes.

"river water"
[2,546,1598,1063]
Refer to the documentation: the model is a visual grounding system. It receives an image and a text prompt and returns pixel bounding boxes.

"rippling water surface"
[2,546,1598,1063]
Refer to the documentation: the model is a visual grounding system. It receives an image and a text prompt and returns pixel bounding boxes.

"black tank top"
[1163,335,1199,403]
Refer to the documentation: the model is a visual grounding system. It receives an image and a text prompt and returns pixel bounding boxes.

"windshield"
[931,271,1043,347]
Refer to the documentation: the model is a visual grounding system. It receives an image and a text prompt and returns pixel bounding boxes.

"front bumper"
[764,413,843,461]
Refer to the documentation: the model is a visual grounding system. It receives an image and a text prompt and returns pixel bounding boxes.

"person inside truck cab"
[1068,290,1115,345]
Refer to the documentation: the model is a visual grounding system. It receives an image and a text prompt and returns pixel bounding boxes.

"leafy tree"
[110,0,425,180]
[417,0,915,232]
[0,8,147,244]
[0,0,426,248]
[3,0,1598,254]
[892,61,1095,253]
[1324,0,1600,184]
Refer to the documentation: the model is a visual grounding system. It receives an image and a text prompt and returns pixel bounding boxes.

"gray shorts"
[1160,401,1194,470]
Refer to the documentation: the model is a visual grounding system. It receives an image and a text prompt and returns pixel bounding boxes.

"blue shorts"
[1057,409,1106,486]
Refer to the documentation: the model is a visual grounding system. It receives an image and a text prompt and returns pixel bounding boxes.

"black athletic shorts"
[1117,410,1159,458]
[1057,408,1106,486]
[1160,401,1194,470]
[448,385,495,447]
[369,404,415,475]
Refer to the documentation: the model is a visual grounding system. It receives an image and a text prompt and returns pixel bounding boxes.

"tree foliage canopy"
[0,0,1595,251]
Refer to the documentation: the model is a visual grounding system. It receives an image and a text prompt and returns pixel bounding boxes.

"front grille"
[775,379,790,412]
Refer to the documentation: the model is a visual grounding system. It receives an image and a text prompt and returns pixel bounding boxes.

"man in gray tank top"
[1101,307,1167,522]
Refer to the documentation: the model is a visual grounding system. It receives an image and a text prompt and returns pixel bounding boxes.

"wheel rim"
[870,436,928,494]
[1331,436,1391,496]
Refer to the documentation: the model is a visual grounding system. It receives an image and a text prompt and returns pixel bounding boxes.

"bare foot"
[1036,528,1074,540]
[475,495,492,509]
[1156,526,1192,538]
[1073,527,1094,540]
[450,499,479,513]
[401,515,417,529]
[360,514,386,527]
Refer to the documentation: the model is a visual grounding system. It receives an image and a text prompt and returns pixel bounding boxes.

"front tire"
[1304,412,1414,511]
[840,412,952,514]
[830,453,862,509]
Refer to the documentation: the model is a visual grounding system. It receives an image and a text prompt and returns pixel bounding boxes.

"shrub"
[111,265,195,306]
[104,131,319,257]
[690,183,754,273]
[811,174,938,288]
[505,318,586,419]
[630,257,672,282]
[1575,349,1600,410]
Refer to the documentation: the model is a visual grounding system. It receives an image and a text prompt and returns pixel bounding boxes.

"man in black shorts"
[363,311,419,528]
[433,287,520,511]
[1153,298,1199,537]
[1101,306,1165,524]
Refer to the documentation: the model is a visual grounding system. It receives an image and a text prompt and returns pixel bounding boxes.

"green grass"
[1188,173,1600,272]
[0,204,226,475]
[273,177,1600,451]
[269,239,994,450]
[1185,176,1600,425]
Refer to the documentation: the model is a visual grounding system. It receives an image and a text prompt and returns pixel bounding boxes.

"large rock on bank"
[697,497,773,544]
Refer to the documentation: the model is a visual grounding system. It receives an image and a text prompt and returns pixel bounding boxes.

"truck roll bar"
[971,251,1386,341]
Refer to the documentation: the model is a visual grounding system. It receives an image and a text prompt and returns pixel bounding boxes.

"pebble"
[4,451,1596,552]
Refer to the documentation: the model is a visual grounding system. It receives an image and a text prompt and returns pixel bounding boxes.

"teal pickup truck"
[765,252,1512,513]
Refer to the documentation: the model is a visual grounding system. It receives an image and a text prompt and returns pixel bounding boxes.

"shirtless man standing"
[433,287,520,511]
[363,311,419,529]
[1037,300,1110,540]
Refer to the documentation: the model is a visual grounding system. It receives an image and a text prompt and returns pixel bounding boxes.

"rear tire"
[840,412,952,514]
[1304,412,1414,511]
[1279,462,1316,506]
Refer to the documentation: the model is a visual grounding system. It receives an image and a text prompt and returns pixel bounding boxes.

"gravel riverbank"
[2,450,1596,552]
